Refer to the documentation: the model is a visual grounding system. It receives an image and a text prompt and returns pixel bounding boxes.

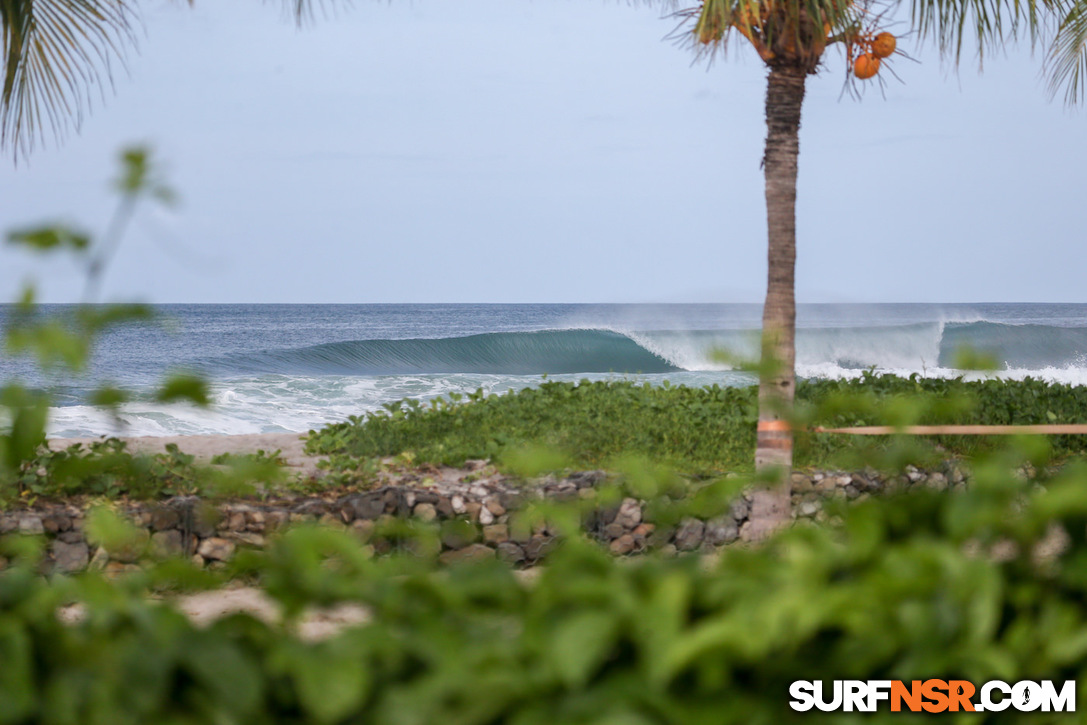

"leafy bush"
[308,374,1087,476]
[2,439,1087,723]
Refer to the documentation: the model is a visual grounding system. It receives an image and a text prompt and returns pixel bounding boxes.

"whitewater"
[3,303,1087,438]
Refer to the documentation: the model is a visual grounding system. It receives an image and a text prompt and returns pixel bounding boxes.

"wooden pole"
[812,424,1087,436]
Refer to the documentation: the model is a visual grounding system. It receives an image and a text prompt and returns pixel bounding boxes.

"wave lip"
[209,329,683,376]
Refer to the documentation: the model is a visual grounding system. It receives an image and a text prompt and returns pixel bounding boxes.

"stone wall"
[0,462,969,574]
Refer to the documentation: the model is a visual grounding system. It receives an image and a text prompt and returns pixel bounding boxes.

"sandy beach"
[48,431,325,478]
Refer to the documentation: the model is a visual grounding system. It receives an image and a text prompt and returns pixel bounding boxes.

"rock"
[413,503,437,522]
[484,499,506,517]
[439,543,494,565]
[150,506,180,531]
[57,531,84,545]
[225,511,247,531]
[436,497,454,518]
[105,561,139,578]
[850,473,872,491]
[603,523,625,540]
[190,506,220,539]
[673,518,706,551]
[478,506,495,526]
[798,500,821,518]
[18,516,44,536]
[197,537,236,562]
[318,513,344,528]
[549,483,579,502]
[343,493,386,521]
[0,518,16,535]
[729,497,751,522]
[482,524,509,545]
[151,530,187,558]
[225,531,266,548]
[496,542,526,564]
[246,511,266,531]
[265,510,290,531]
[440,519,479,549]
[52,541,89,573]
[632,523,655,538]
[703,517,739,546]
[107,529,150,563]
[523,535,553,562]
[609,534,636,556]
[451,495,466,514]
[43,515,71,533]
[465,459,489,471]
[614,498,642,529]
[464,502,483,523]
[926,472,948,491]
[295,500,330,517]
[350,519,375,542]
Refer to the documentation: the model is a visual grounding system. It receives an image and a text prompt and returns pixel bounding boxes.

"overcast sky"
[0,0,1083,304]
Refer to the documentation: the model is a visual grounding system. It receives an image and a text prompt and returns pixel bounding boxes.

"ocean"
[3,303,1087,439]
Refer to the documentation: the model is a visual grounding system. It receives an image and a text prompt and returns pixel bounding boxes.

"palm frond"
[909,0,1059,66]
[1046,0,1087,103]
[1,0,137,161]
[266,0,352,27]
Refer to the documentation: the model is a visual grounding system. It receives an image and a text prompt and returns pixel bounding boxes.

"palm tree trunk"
[743,63,806,542]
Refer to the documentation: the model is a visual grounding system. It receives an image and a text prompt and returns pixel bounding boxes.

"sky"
[0,0,1083,304]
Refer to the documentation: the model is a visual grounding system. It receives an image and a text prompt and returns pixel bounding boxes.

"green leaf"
[548,611,619,688]
[6,225,90,253]
[288,640,371,723]
[155,374,210,407]
[0,617,36,723]
[89,386,130,408]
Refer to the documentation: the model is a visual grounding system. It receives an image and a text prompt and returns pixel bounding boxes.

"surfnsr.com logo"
[789,680,1076,713]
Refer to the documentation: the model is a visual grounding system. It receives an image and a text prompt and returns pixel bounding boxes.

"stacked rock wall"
[0,463,969,574]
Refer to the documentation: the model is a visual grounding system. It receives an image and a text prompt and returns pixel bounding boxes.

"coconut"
[853,53,881,79]
[872,32,896,58]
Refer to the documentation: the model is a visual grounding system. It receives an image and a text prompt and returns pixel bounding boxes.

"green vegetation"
[307,374,1087,478]
[4,439,1087,723]
[0,148,251,507]
[0,438,291,506]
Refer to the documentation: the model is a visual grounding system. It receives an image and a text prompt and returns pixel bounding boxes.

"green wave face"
[213,329,682,376]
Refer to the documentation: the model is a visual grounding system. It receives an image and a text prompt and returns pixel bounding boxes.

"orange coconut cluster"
[849,30,896,79]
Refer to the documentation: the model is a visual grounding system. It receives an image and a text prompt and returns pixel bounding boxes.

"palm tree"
[673,0,1085,539]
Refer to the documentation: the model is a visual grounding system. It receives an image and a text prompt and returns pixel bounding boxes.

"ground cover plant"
[307,374,1087,480]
